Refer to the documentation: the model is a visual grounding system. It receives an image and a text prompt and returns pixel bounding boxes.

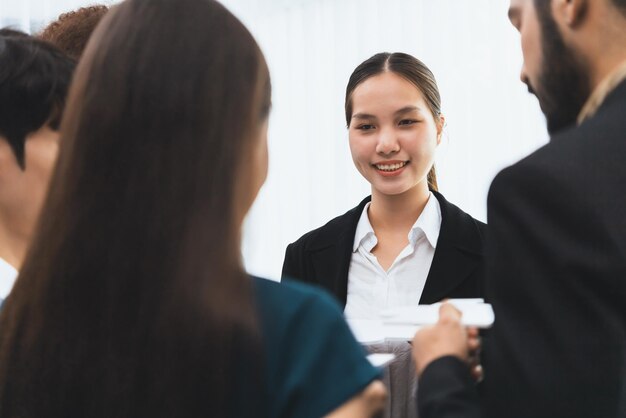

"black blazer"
[418,80,626,418]
[281,191,486,307]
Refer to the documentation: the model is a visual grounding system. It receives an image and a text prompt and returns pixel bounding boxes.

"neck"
[581,8,626,90]
[368,183,431,233]
[588,48,626,91]
[0,219,28,270]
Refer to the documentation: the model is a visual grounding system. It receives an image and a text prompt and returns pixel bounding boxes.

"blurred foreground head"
[0,29,74,270]
[0,0,271,416]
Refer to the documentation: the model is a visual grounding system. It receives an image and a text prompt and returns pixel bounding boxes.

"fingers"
[438,302,462,323]
[467,328,480,352]
[471,364,484,383]
[466,326,483,383]
[412,304,484,380]
[467,327,479,338]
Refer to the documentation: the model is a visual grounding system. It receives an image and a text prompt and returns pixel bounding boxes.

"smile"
[373,161,408,172]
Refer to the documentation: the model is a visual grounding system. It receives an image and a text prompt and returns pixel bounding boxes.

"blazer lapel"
[419,191,484,304]
[306,197,371,308]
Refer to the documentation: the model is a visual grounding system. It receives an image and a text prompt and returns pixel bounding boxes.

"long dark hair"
[0,0,271,416]
[345,52,441,191]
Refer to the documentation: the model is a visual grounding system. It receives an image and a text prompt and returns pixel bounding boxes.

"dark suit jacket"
[418,80,626,418]
[281,191,487,307]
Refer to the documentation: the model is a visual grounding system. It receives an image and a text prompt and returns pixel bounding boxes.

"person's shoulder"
[489,134,566,198]
[252,276,380,418]
[491,116,610,205]
[433,191,486,241]
[496,97,625,187]
[287,196,371,253]
[254,275,332,301]
[253,276,342,320]
[487,123,595,218]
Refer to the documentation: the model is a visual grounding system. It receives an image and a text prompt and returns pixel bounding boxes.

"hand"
[467,327,483,382]
[412,303,482,379]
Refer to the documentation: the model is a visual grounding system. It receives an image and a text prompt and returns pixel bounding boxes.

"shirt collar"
[578,59,626,125]
[0,257,18,299]
[353,202,377,252]
[410,192,441,248]
[352,192,442,252]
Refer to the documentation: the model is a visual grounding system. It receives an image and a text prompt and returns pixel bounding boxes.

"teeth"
[375,162,407,171]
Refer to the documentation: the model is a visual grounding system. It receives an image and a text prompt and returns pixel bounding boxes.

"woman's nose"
[375,128,400,155]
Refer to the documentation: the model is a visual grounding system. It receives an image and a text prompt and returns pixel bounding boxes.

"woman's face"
[348,72,442,198]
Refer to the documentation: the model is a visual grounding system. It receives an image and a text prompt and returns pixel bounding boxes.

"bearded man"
[413,1,626,417]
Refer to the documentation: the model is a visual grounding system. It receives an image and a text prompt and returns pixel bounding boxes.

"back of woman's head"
[345,52,441,191]
[0,0,270,416]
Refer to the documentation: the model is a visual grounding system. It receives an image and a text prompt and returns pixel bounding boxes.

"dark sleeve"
[481,163,625,418]
[272,291,381,418]
[418,356,481,418]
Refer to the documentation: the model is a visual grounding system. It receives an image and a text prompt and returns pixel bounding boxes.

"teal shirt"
[254,276,380,418]
[0,281,378,418]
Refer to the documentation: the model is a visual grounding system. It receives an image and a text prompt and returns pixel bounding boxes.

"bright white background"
[2,0,549,280]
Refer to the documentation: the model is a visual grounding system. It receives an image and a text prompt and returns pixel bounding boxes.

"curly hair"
[37,5,109,60]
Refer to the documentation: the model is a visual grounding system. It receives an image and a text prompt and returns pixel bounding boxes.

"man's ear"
[553,0,588,28]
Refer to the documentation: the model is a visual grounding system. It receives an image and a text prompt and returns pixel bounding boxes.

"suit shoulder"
[450,199,486,231]
[489,139,561,200]
[496,109,614,185]
[490,125,593,205]
[497,81,626,192]
[473,216,487,239]
[435,191,486,243]
[487,132,594,229]
[287,197,370,252]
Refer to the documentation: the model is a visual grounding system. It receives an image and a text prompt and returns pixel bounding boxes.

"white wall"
[2,0,549,280]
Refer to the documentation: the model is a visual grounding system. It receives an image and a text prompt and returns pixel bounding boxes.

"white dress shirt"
[344,192,442,320]
[0,257,18,300]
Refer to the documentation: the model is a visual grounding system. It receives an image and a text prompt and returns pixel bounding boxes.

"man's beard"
[532,1,591,135]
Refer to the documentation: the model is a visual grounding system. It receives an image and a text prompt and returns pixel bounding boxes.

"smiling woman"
[283,52,486,315]
[281,53,487,417]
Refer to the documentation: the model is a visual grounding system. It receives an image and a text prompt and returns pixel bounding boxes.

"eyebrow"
[394,106,421,116]
[351,106,422,121]
[351,113,376,121]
